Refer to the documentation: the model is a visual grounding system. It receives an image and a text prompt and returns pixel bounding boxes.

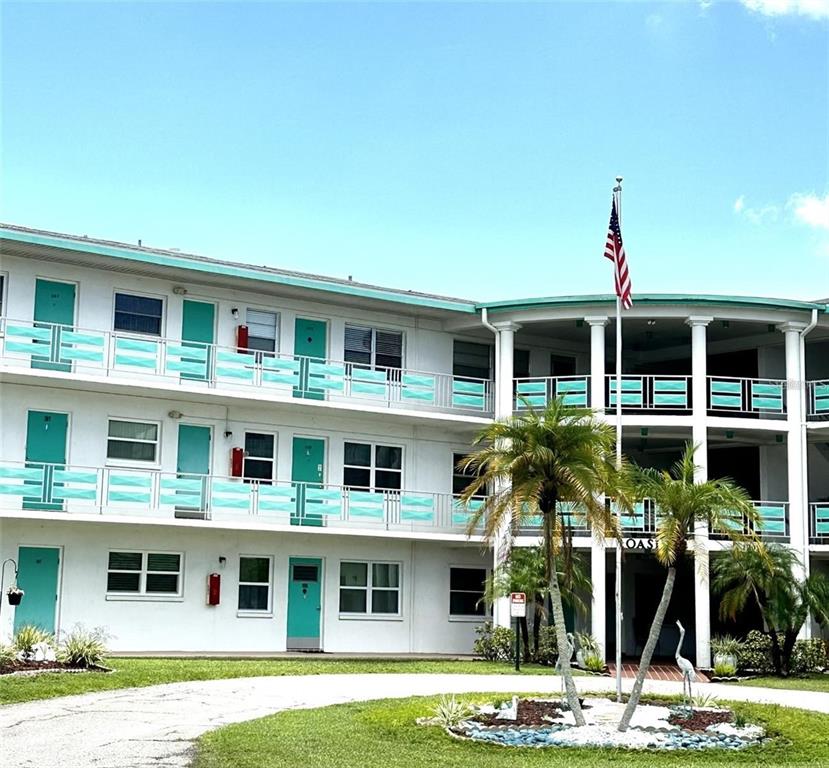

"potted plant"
[6,586,24,606]
[710,634,741,675]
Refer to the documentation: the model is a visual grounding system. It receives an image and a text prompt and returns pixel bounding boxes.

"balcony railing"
[810,503,829,543]
[708,376,787,418]
[606,375,692,411]
[0,460,488,534]
[808,380,829,419]
[710,501,789,541]
[0,318,493,417]
[514,376,590,410]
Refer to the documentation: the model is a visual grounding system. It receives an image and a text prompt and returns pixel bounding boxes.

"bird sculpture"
[554,632,576,698]
[675,620,697,706]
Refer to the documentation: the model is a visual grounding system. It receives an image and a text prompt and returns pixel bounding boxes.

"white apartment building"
[0,223,827,666]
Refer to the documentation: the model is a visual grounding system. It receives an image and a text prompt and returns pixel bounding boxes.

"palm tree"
[459,397,622,726]
[483,545,592,661]
[617,442,758,731]
[713,543,829,676]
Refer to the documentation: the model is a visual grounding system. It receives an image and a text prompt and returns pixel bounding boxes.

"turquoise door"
[14,547,60,634]
[175,424,211,515]
[293,318,326,400]
[181,300,215,381]
[286,558,322,650]
[33,279,76,371]
[24,411,68,510]
[291,436,325,527]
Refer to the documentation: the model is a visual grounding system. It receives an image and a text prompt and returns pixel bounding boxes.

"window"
[106,551,182,596]
[514,349,530,379]
[107,419,160,463]
[343,441,402,491]
[344,325,403,370]
[453,340,492,380]
[246,309,278,353]
[450,567,487,616]
[113,292,163,336]
[550,354,576,376]
[453,452,484,497]
[243,432,275,481]
[339,561,400,615]
[238,556,272,612]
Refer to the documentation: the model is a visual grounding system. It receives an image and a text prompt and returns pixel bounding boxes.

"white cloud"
[740,0,829,19]
[788,193,829,229]
[733,195,745,213]
[733,195,779,224]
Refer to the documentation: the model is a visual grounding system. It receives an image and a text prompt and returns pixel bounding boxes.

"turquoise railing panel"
[257,484,297,514]
[452,378,486,410]
[0,483,43,496]
[308,361,345,392]
[653,378,689,407]
[609,378,644,407]
[755,504,786,535]
[814,383,829,413]
[400,373,436,403]
[347,489,385,519]
[0,466,45,481]
[350,368,388,397]
[114,337,160,370]
[710,379,742,409]
[751,382,784,412]
[614,501,646,529]
[165,344,208,378]
[400,494,435,522]
[215,350,256,382]
[210,480,252,510]
[261,357,301,387]
[107,473,152,504]
[815,506,829,536]
[515,380,547,408]
[303,486,342,518]
[452,497,483,527]
[159,476,204,508]
[5,325,53,356]
[556,378,589,407]
[51,470,98,501]
[59,330,105,365]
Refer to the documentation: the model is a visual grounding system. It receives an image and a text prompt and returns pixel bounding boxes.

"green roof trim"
[0,226,477,314]
[476,293,829,314]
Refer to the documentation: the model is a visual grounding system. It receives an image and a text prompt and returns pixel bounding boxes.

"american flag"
[604,194,632,309]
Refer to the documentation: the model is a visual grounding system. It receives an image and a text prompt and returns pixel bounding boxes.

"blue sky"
[2,1,827,301]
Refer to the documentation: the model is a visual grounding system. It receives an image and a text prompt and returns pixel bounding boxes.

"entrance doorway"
[286,557,322,650]
[14,546,61,634]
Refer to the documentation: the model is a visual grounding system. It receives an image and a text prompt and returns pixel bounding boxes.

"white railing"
[605,374,692,411]
[514,376,590,410]
[0,317,493,417]
[810,503,829,543]
[707,375,787,417]
[0,460,488,534]
[808,380,829,419]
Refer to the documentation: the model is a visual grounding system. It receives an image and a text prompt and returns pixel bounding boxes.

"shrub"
[790,638,827,674]
[737,630,773,673]
[534,625,558,665]
[711,634,743,658]
[13,625,54,658]
[0,645,15,666]
[472,623,514,662]
[691,691,721,709]
[58,625,110,668]
[575,632,601,656]
[713,660,737,677]
[432,695,472,728]
[584,653,605,673]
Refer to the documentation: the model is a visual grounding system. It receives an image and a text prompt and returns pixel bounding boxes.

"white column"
[492,321,521,628]
[585,316,609,412]
[686,315,712,668]
[591,536,607,658]
[779,322,808,587]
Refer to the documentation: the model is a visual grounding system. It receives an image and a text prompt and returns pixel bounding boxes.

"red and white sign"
[509,592,526,618]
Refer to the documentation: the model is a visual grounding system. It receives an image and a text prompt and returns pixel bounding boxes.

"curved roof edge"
[477,293,829,314]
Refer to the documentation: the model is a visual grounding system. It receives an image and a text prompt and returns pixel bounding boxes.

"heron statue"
[554,632,576,698]
[675,620,697,706]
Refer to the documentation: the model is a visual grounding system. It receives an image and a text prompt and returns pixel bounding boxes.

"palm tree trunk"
[533,596,543,656]
[768,628,784,676]
[544,508,586,726]
[618,566,677,732]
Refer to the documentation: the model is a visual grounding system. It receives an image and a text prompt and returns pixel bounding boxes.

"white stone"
[707,723,765,740]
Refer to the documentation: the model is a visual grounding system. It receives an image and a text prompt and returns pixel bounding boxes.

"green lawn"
[0,657,564,705]
[193,694,829,768]
[724,674,829,693]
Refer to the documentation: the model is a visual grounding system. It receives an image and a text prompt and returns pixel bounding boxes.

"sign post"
[510,592,526,672]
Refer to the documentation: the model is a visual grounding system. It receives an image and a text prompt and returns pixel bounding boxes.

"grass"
[193,694,829,768]
[724,673,829,693]
[0,657,566,705]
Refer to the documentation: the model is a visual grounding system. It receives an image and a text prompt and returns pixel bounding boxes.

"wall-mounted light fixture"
[218,556,227,566]
[172,286,188,295]
[231,307,239,319]
[647,319,656,326]
[168,410,183,420]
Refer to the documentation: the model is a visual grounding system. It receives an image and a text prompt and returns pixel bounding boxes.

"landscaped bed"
[192,694,829,768]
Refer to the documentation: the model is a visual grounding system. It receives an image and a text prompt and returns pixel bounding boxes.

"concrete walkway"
[2,674,827,768]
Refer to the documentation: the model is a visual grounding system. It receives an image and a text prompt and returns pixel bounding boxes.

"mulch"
[474,698,588,727]
[0,660,109,676]
[668,709,733,731]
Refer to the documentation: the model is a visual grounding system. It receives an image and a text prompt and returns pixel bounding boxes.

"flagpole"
[613,176,624,703]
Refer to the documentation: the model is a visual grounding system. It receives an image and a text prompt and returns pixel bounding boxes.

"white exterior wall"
[0,519,488,653]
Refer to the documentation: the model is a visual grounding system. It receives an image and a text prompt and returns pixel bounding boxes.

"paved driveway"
[2,673,827,768]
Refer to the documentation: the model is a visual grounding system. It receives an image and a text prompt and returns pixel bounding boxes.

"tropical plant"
[472,623,514,662]
[690,691,721,709]
[617,443,757,731]
[737,629,774,673]
[58,625,110,668]
[0,644,15,666]
[13,625,54,658]
[713,543,829,676]
[584,653,606,673]
[459,397,624,725]
[710,634,743,658]
[432,695,472,728]
[791,638,827,673]
[713,660,737,677]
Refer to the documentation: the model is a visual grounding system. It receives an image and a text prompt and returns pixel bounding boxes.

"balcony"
[808,380,829,420]
[0,460,486,536]
[0,318,494,418]
[707,376,787,418]
[810,503,829,544]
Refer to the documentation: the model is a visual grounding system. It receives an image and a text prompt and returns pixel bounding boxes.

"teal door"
[286,557,322,650]
[291,436,325,527]
[14,547,60,634]
[181,300,215,381]
[175,424,211,515]
[293,318,327,399]
[33,279,76,371]
[24,411,69,510]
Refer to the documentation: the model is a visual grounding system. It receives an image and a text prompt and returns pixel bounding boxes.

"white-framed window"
[344,325,403,370]
[0,273,6,318]
[343,441,402,491]
[243,432,276,482]
[339,561,400,615]
[246,309,279,353]
[107,419,160,464]
[449,566,487,617]
[106,551,182,596]
[238,555,273,613]
[453,340,492,380]
[113,292,164,336]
